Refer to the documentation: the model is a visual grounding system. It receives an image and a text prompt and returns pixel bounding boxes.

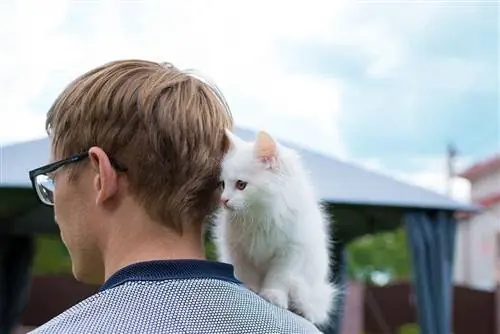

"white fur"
[212,130,337,326]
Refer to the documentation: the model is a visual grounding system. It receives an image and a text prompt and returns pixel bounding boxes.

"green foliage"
[32,234,72,275]
[32,232,219,275]
[32,226,412,285]
[346,227,411,285]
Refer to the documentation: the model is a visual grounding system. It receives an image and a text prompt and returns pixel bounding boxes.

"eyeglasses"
[28,152,127,206]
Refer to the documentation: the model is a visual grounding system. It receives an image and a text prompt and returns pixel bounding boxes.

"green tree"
[346,227,411,285]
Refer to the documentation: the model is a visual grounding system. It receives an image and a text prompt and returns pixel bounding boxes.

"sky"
[0,0,498,203]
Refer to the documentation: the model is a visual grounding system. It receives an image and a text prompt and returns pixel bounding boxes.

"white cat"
[213,129,337,326]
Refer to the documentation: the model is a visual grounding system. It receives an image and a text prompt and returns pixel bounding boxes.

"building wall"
[470,169,500,201]
[454,213,498,290]
[469,211,498,290]
[454,168,500,291]
[454,220,469,284]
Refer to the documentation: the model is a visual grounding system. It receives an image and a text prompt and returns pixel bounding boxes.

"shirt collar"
[100,259,240,292]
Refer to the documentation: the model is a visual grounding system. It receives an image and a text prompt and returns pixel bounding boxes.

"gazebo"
[0,126,477,334]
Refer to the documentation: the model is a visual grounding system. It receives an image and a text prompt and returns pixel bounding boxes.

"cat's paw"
[259,288,288,309]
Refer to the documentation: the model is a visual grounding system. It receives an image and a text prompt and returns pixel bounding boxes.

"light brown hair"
[47,59,233,233]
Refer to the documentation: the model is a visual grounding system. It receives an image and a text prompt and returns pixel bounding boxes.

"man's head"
[32,60,233,283]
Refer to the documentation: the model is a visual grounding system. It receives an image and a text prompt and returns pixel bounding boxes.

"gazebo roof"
[1,126,475,212]
[0,126,476,239]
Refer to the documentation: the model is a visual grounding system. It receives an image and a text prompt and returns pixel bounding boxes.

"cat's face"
[220,130,279,212]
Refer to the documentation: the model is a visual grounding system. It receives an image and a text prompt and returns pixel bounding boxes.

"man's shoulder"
[31,278,322,333]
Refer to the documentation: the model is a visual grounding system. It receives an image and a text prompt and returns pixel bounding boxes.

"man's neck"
[102,215,205,282]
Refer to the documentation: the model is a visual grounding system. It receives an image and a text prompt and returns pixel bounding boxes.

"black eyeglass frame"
[28,151,128,205]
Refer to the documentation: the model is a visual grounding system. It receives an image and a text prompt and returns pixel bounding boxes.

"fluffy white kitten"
[213,129,336,326]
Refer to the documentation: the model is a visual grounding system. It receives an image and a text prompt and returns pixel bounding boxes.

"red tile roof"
[459,154,500,181]
[476,192,500,208]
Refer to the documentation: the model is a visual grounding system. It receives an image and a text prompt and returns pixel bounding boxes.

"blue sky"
[0,0,498,201]
[281,3,499,174]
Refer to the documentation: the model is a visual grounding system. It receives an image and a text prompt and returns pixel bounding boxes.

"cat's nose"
[221,198,229,207]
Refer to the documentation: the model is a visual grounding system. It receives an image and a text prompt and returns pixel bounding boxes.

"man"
[27,60,321,333]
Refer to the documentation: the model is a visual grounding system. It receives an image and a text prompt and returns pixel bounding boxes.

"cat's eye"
[235,180,247,190]
[218,181,225,190]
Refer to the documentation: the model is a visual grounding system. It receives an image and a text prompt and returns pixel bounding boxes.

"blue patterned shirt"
[30,260,322,333]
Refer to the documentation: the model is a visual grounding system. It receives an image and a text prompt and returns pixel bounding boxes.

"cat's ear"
[225,128,244,148]
[254,131,277,168]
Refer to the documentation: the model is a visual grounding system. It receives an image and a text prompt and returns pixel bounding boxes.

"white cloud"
[0,0,73,143]
[0,0,478,204]
[0,0,350,158]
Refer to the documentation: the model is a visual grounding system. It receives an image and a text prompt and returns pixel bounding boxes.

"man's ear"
[88,146,119,205]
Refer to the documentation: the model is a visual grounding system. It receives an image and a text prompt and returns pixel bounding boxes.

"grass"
[398,323,420,334]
